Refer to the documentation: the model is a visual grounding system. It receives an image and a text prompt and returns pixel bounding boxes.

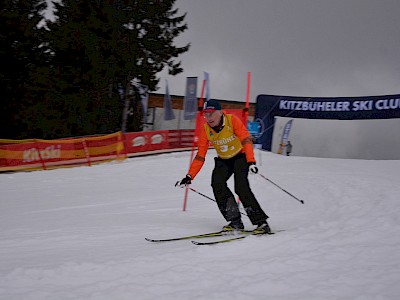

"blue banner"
[183,77,198,120]
[247,121,261,137]
[281,119,293,143]
[204,72,210,102]
[277,119,293,154]
[163,80,175,121]
[255,94,400,151]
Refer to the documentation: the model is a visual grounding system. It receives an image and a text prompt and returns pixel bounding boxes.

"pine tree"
[0,0,48,139]
[45,0,189,136]
[1,0,189,139]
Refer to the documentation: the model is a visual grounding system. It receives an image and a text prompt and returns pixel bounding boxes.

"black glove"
[248,162,258,174]
[175,175,192,188]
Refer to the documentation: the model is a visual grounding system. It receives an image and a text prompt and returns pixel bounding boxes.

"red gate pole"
[182,79,206,211]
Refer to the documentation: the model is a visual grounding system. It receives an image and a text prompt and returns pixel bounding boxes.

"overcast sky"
[157,0,400,102]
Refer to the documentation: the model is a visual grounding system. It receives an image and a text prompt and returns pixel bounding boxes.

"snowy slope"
[1,150,399,300]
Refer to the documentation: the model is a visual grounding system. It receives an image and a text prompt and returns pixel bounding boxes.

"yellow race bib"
[205,114,243,159]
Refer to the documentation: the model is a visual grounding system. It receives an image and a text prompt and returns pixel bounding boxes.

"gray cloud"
[158,0,400,101]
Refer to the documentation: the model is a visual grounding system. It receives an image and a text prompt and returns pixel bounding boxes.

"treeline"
[0,0,189,139]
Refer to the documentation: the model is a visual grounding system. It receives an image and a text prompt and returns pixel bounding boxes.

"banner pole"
[35,140,47,170]
[244,71,251,123]
[82,139,92,166]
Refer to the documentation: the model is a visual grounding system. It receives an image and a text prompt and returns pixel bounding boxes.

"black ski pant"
[211,153,268,226]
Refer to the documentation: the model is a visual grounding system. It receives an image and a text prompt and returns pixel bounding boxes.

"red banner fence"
[0,130,195,172]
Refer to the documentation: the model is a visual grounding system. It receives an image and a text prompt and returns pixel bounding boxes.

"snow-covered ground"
[1,150,399,300]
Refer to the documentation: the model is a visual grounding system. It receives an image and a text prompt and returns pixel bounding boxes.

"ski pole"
[188,187,248,216]
[189,187,215,203]
[258,173,305,204]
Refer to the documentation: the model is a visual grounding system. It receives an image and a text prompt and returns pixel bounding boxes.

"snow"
[1,150,400,300]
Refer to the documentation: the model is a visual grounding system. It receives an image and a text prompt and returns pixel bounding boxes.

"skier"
[176,99,271,234]
[286,141,292,156]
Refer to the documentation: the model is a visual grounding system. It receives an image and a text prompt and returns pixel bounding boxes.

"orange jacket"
[188,113,255,179]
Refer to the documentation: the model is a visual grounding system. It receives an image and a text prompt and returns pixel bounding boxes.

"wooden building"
[147,93,256,117]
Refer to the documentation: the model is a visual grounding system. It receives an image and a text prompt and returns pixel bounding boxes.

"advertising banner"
[277,119,293,154]
[163,80,175,120]
[0,132,125,171]
[1,130,195,172]
[255,94,400,151]
[183,77,198,120]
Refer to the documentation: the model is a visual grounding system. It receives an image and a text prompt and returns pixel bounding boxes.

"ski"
[191,231,281,245]
[191,235,248,245]
[145,230,253,243]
